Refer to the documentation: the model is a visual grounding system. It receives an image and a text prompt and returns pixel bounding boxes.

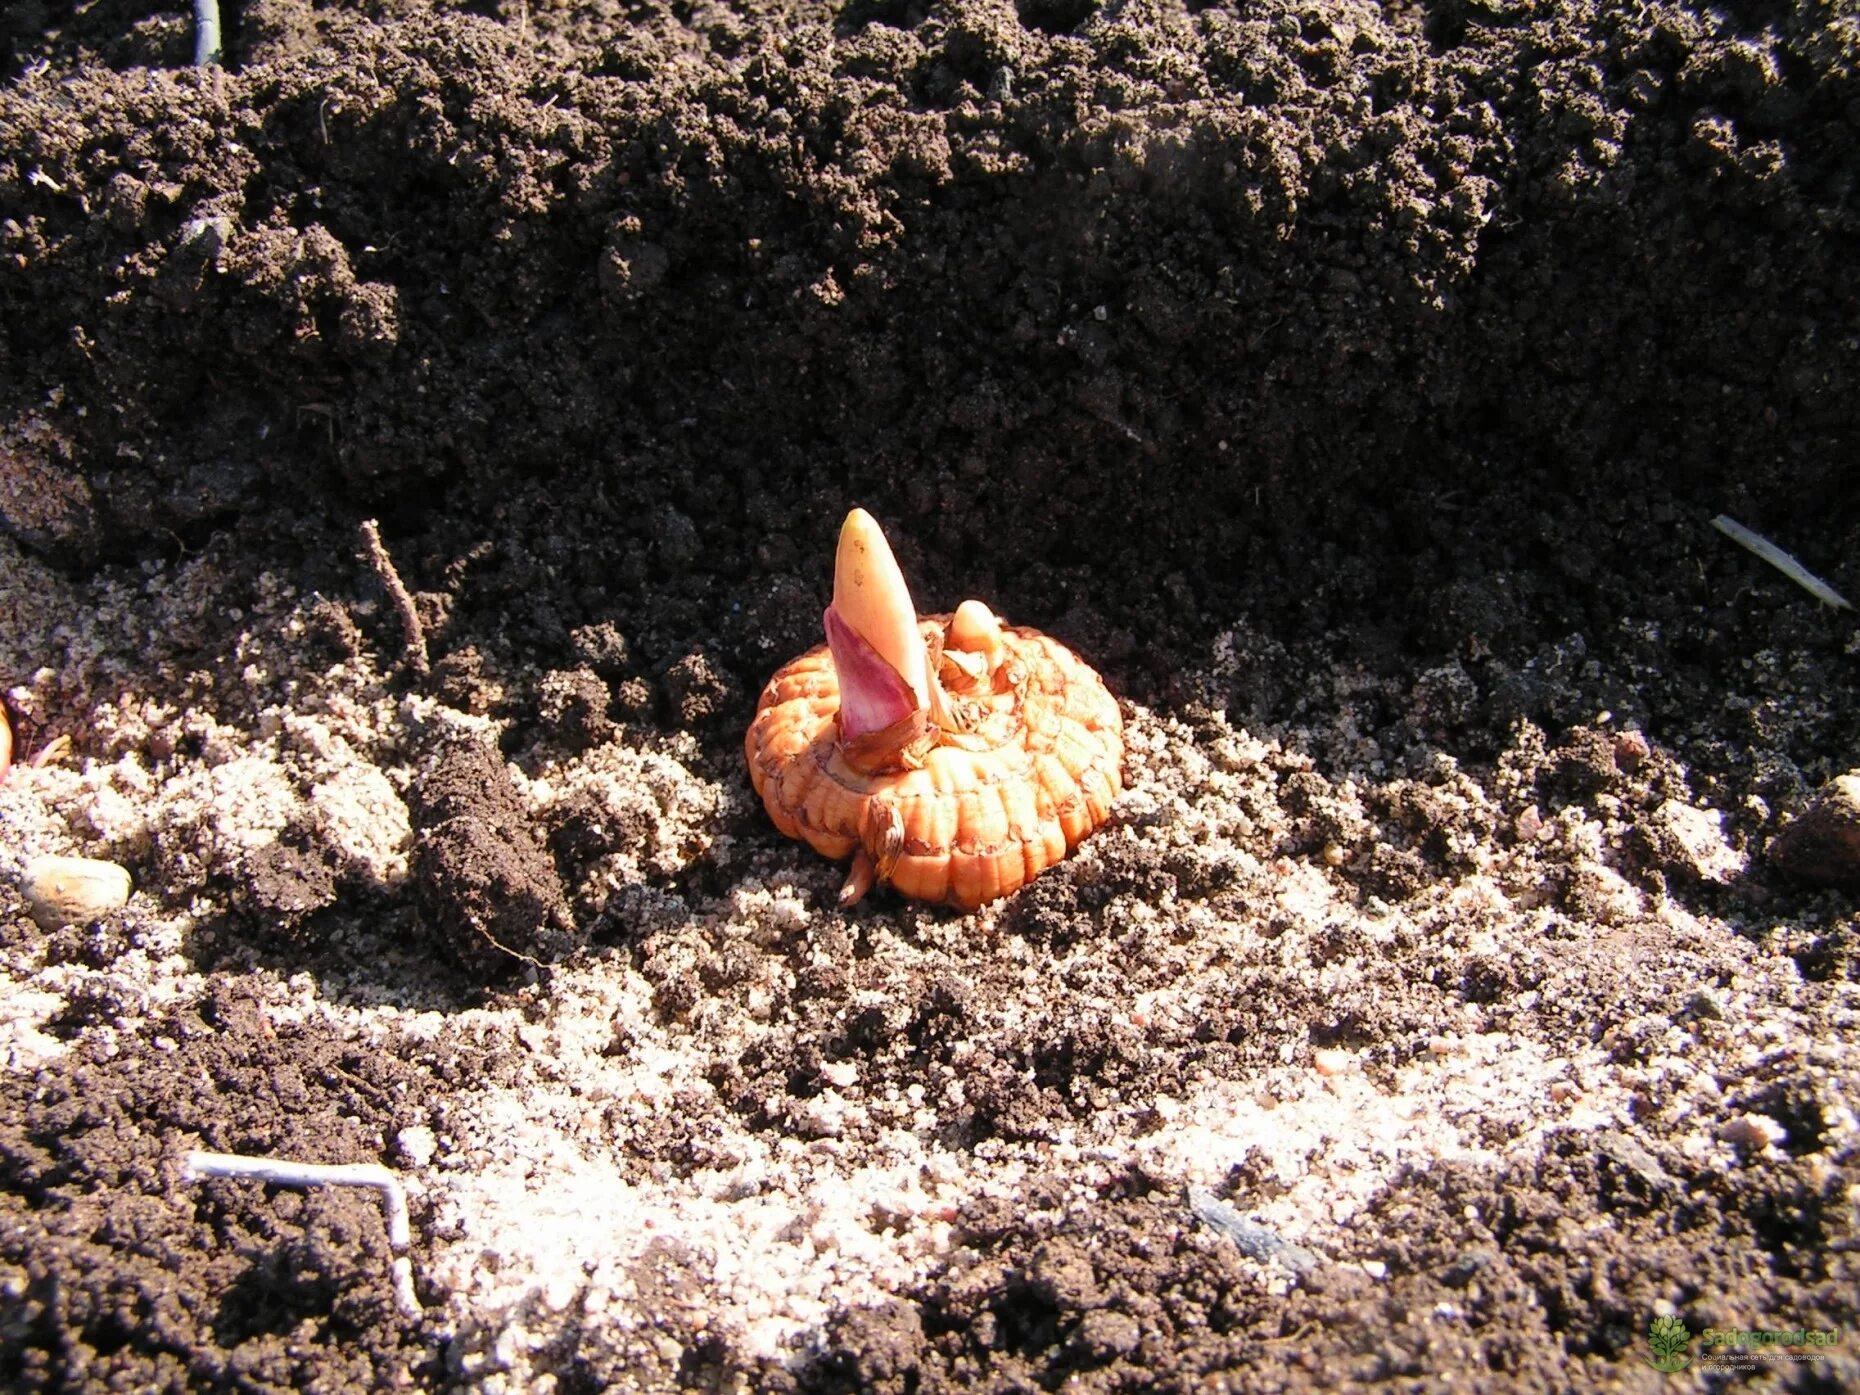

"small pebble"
[1612,729,1650,771]
[1768,773,1860,887]
[1719,1114,1787,1151]
[396,1125,438,1168]
[1313,1048,1354,1077]
[20,855,132,929]
[1643,800,1745,885]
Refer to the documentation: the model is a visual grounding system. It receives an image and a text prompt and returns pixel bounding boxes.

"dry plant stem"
[358,518,432,675]
[192,0,221,66]
[1711,514,1853,610]
[184,1150,422,1316]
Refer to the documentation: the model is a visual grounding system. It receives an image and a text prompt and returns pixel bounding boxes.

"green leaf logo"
[1646,1315,1692,1373]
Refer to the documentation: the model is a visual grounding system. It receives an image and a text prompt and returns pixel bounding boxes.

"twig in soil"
[184,1150,422,1317]
[192,0,222,66]
[1187,1187,1320,1277]
[358,519,432,676]
[1711,514,1853,611]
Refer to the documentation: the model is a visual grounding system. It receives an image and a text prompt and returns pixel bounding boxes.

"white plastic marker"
[184,1150,421,1316]
[1712,514,1853,611]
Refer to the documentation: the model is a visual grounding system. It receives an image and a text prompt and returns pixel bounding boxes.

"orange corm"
[745,509,1123,909]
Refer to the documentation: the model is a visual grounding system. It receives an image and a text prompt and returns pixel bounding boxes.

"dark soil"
[2,0,1857,1391]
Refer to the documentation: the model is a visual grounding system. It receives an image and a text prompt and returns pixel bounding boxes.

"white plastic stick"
[1712,514,1853,611]
[184,1150,421,1315]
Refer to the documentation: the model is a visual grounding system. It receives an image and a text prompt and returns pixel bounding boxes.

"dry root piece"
[746,509,1123,909]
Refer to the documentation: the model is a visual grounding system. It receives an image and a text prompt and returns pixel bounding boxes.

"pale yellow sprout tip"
[833,509,930,706]
[949,599,1004,658]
